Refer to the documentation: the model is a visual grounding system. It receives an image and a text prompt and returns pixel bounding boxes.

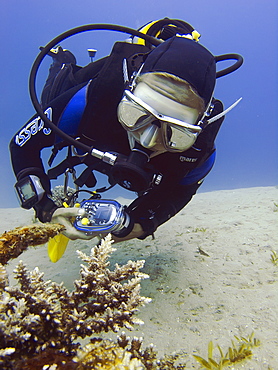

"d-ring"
[71,137,88,157]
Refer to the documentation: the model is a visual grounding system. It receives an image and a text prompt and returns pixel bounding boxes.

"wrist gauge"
[74,199,130,235]
[15,175,45,209]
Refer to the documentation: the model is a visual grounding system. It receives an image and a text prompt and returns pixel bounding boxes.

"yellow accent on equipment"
[81,217,90,226]
[192,30,201,41]
[134,20,200,45]
[48,200,76,263]
[135,21,158,45]
[48,233,69,263]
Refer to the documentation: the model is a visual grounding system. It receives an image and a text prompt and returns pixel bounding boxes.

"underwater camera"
[74,199,132,236]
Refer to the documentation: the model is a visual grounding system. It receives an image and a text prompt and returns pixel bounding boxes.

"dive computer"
[15,175,45,209]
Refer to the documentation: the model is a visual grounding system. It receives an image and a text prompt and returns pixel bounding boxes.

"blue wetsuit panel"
[56,84,88,143]
[180,150,216,185]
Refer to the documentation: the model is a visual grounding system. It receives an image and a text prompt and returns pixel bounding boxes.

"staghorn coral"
[73,337,145,369]
[50,185,77,207]
[73,334,187,370]
[0,263,9,290]
[12,334,186,369]
[0,223,65,265]
[0,234,151,369]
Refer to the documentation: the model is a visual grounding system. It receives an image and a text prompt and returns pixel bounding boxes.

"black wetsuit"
[10,41,224,239]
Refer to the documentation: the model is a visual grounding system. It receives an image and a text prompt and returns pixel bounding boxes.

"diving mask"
[118,85,203,152]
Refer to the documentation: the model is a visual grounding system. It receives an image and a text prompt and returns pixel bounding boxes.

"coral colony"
[0,224,260,369]
[0,231,153,369]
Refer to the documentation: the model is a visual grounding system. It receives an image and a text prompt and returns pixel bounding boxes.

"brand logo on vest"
[179,156,198,163]
[15,107,52,147]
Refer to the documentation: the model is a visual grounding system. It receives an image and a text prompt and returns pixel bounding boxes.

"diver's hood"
[141,36,216,106]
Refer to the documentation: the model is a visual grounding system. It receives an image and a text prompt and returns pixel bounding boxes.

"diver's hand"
[51,207,96,240]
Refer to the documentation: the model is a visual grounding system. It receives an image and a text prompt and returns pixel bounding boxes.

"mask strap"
[197,95,215,127]
[207,97,242,124]
[122,59,145,91]
[130,63,145,91]
[122,58,129,84]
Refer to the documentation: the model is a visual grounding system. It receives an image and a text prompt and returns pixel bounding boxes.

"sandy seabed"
[1,186,278,369]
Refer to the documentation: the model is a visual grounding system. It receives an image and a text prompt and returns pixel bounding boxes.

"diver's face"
[118,82,201,155]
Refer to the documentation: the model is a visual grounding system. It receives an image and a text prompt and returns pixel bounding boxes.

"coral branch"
[0,223,65,265]
[0,264,8,290]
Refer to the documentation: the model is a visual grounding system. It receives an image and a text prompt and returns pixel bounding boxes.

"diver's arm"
[112,223,145,243]
[74,181,201,244]
[9,85,85,222]
[10,113,55,182]
[9,112,58,221]
[126,181,203,240]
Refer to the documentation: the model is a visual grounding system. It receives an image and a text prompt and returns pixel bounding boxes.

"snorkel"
[29,22,243,193]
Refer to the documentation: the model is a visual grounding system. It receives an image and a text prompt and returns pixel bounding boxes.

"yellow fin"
[48,234,69,263]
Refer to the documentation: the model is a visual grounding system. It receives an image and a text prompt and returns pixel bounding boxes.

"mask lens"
[118,99,153,129]
[165,124,197,151]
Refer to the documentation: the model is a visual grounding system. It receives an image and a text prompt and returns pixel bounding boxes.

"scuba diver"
[10,18,243,257]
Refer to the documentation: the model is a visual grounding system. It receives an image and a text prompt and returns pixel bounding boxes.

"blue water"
[0,0,277,207]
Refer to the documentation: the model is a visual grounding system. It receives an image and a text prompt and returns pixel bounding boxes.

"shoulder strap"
[41,63,82,107]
